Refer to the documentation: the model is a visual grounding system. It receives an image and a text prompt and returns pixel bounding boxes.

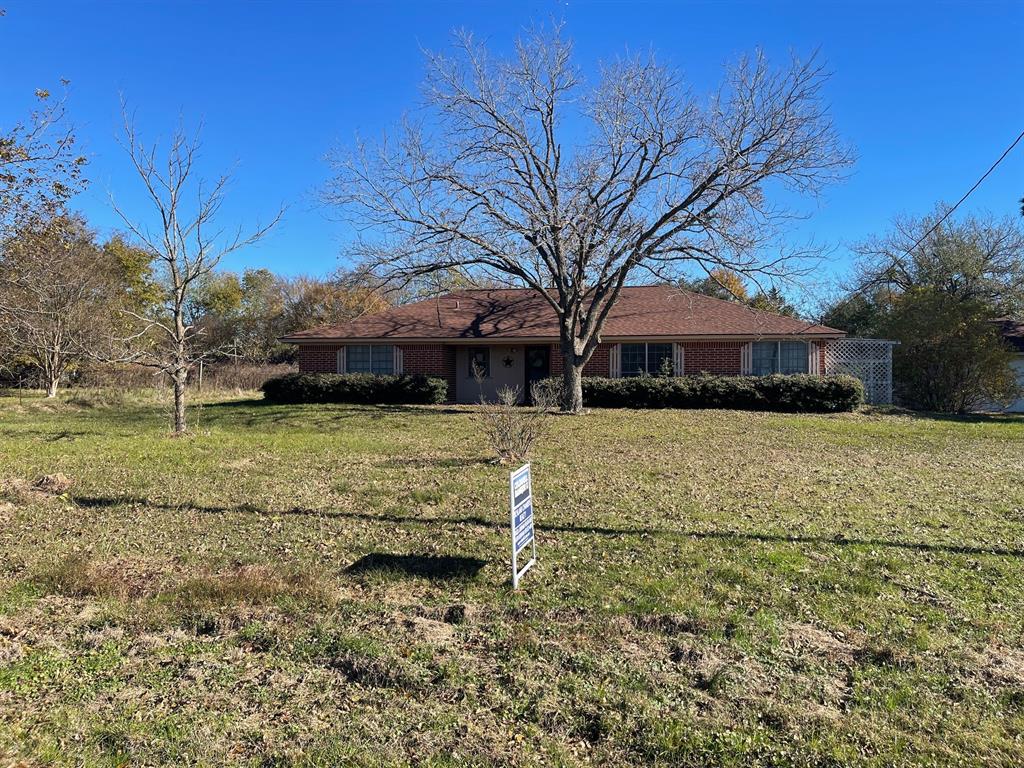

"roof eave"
[281,331,847,344]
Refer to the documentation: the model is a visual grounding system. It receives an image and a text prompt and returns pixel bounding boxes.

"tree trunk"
[559,336,585,413]
[172,367,188,435]
[43,350,61,398]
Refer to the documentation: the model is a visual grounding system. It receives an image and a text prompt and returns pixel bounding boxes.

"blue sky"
[1,0,1022,285]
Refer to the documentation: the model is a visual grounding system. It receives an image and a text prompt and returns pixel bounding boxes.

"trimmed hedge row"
[535,374,864,413]
[262,371,863,412]
[261,372,448,405]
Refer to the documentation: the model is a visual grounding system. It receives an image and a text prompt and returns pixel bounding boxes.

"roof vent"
[455,300,460,309]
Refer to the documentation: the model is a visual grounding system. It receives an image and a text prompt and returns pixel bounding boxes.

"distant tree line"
[0,210,388,394]
[679,267,801,318]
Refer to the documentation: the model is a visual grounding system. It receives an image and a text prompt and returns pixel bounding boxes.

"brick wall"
[549,342,614,377]
[297,344,341,373]
[681,341,744,375]
[398,344,457,400]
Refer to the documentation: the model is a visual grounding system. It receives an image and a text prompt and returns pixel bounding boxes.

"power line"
[901,127,1024,257]
[812,126,1024,327]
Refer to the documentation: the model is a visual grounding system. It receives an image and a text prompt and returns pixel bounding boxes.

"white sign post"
[509,463,536,589]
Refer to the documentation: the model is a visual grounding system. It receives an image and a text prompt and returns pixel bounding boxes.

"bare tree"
[0,215,112,396]
[108,108,281,434]
[325,27,852,412]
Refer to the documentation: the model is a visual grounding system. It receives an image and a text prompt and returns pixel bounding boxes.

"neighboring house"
[995,318,1024,413]
[281,286,846,404]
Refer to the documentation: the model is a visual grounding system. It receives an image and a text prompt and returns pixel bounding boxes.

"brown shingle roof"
[281,285,845,342]
[995,318,1024,353]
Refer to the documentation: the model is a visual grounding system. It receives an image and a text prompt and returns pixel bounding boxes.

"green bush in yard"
[261,372,448,405]
[535,374,863,412]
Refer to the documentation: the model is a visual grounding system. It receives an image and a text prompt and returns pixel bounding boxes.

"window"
[780,341,808,374]
[648,343,674,376]
[345,345,394,375]
[621,343,646,377]
[752,341,778,376]
[752,341,808,375]
[468,347,490,378]
[621,342,675,377]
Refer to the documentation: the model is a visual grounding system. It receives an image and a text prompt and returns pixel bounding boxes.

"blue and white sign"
[509,463,536,588]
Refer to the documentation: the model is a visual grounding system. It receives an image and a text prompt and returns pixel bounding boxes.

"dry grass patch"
[25,555,331,641]
[1,474,73,506]
[173,563,326,605]
[30,553,168,599]
[972,644,1024,688]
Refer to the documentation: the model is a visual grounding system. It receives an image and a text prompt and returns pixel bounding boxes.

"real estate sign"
[509,463,536,589]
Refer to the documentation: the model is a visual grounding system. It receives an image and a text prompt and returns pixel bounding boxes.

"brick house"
[281,285,845,404]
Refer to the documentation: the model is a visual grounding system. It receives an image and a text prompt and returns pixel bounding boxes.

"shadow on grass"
[205,398,267,408]
[870,405,1024,424]
[346,553,486,580]
[0,428,97,440]
[199,399,469,428]
[205,399,466,415]
[72,494,1024,559]
[382,457,491,469]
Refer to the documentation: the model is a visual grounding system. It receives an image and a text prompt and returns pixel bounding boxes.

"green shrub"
[261,372,448,405]
[534,374,863,413]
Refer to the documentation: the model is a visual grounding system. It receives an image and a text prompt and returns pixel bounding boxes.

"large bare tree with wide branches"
[326,27,852,411]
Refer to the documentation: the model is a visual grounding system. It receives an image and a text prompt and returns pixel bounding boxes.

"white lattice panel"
[824,338,898,405]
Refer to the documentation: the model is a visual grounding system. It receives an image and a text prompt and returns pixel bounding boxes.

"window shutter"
[609,344,621,378]
[740,342,753,375]
[393,346,403,375]
[807,342,820,375]
[672,343,684,376]
[336,347,346,374]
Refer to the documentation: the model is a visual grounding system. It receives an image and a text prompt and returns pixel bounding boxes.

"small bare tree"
[474,384,558,463]
[107,107,281,434]
[0,215,115,396]
[472,363,558,462]
[326,26,852,412]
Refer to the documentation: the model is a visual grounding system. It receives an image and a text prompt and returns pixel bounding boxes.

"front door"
[524,345,550,402]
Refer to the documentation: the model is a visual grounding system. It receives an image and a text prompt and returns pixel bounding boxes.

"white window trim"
[807,342,820,375]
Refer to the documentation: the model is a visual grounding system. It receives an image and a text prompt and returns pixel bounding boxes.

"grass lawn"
[0,390,1023,766]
